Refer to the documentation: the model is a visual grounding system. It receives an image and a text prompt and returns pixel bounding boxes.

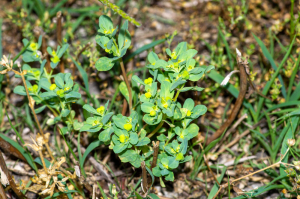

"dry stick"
[56,11,64,73]
[42,36,51,73]
[212,148,290,199]
[121,98,128,116]
[70,138,118,188]
[206,56,248,145]
[151,141,160,170]
[18,70,54,161]
[217,119,265,154]
[211,113,248,153]
[120,60,132,114]
[0,181,7,199]
[0,151,27,199]
[141,161,148,194]
[198,143,220,186]
[0,137,27,162]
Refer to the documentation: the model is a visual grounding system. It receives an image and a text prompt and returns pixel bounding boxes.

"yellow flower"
[162,163,169,169]
[123,123,132,131]
[97,106,105,115]
[187,110,192,117]
[56,89,64,97]
[64,87,70,91]
[51,55,60,64]
[29,84,38,92]
[150,110,156,116]
[29,42,38,51]
[180,133,184,139]
[92,120,100,126]
[50,84,56,90]
[119,134,125,143]
[144,77,153,85]
[145,92,151,99]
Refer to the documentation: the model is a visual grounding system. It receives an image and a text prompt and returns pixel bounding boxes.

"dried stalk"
[120,60,132,114]
[151,141,159,170]
[206,55,248,145]
[18,70,54,161]
[0,152,27,199]
[212,148,290,199]
[42,36,51,73]
[141,161,148,194]
[0,182,7,199]
[199,143,220,186]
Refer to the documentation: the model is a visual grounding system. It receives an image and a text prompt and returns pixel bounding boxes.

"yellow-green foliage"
[98,0,141,26]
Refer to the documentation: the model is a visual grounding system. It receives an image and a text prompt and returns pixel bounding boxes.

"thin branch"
[56,11,64,73]
[206,55,248,145]
[0,151,27,199]
[120,59,132,114]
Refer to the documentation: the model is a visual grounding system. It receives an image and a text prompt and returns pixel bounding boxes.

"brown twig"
[120,59,132,114]
[198,143,220,186]
[0,181,7,199]
[212,148,290,199]
[206,55,248,145]
[0,151,27,199]
[122,99,128,116]
[211,113,248,153]
[141,161,148,194]
[56,11,64,73]
[42,35,51,73]
[151,141,160,170]
[0,137,27,162]
[18,70,54,161]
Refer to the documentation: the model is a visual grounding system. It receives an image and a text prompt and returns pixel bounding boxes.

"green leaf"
[34,157,51,168]
[99,127,114,142]
[152,166,161,177]
[61,109,70,117]
[165,171,174,181]
[170,79,186,91]
[95,57,114,71]
[183,98,194,110]
[136,137,150,146]
[119,149,137,163]
[65,91,81,100]
[55,73,64,88]
[83,104,100,115]
[13,86,27,96]
[39,91,56,99]
[168,157,179,169]
[129,133,139,145]
[147,51,159,63]
[191,105,207,118]
[132,75,145,85]
[119,81,130,104]
[113,143,127,153]
[35,105,46,114]
[141,102,154,113]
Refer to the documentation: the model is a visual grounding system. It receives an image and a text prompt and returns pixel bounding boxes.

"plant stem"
[56,11,64,73]
[17,69,55,161]
[151,141,159,170]
[120,59,132,114]
[38,150,48,172]
[147,115,166,138]
[173,84,185,101]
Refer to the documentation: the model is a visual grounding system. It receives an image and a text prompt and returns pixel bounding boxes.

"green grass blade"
[0,134,37,171]
[207,166,226,199]
[80,140,102,176]
[97,182,108,199]
[287,52,300,101]
[280,116,300,175]
[218,27,234,70]
[290,81,300,101]
[124,39,166,63]
[0,18,2,58]
[252,33,288,98]
[232,185,285,198]
[254,35,296,118]
[49,0,69,17]
[5,110,25,144]
[258,101,300,120]
[71,57,89,92]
